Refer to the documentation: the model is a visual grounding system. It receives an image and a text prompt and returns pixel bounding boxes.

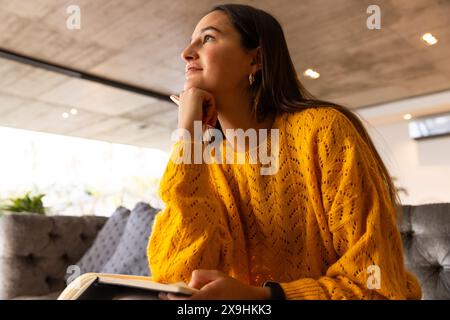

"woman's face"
[181,11,256,95]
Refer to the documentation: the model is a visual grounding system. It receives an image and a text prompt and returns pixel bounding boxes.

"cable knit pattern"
[147,107,422,300]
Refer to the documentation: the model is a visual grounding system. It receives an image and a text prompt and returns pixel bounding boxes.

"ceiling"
[0,0,449,151]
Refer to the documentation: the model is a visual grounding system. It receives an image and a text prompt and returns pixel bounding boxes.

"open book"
[57,273,199,300]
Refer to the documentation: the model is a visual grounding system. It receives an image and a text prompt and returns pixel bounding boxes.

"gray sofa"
[0,213,107,299]
[0,203,449,300]
[399,203,450,300]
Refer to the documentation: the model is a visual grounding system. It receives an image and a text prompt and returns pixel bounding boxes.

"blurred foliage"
[0,192,46,215]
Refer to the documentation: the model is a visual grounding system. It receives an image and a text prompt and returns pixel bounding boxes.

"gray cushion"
[399,203,450,300]
[100,202,158,276]
[0,213,107,299]
[70,206,131,279]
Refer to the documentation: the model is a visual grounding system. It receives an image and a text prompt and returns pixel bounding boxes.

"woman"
[147,4,421,300]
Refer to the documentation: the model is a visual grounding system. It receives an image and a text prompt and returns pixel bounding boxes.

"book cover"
[57,273,198,300]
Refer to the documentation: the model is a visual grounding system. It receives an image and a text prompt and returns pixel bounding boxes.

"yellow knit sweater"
[147,107,422,300]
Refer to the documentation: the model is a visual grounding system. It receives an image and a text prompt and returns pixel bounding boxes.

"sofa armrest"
[0,213,107,299]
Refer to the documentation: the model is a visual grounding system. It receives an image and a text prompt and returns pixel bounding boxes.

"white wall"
[356,90,450,205]
[365,120,450,205]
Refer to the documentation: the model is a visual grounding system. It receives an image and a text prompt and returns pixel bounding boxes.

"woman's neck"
[214,90,276,150]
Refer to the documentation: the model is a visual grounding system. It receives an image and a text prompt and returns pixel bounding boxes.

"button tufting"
[48,232,60,240]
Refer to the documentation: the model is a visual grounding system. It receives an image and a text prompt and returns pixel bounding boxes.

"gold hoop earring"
[249,73,255,86]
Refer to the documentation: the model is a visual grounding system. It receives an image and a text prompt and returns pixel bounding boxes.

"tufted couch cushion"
[0,213,107,299]
[71,206,131,278]
[1,202,449,299]
[100,202,158,276]
[399,203,450,300]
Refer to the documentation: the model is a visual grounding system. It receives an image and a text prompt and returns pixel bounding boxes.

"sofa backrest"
[398,203,450,300]
[1,203,449,300]
[0,213,107,299]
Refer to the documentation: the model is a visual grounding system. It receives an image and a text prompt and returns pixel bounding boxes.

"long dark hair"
[208,3,402,214]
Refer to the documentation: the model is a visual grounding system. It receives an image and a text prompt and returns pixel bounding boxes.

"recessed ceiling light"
[421,33,438,45]
[403,113,412,120]
[70,108,78,115]
[62,112,69,119]
[303,68,320,79]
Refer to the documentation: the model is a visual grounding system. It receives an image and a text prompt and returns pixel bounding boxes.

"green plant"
[1,192,46,215]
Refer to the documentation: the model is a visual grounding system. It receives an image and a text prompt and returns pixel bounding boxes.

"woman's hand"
[170,88,218,136]
[158,269,271,300]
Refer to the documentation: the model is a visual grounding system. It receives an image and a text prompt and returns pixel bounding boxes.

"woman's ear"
[250,46,262,73]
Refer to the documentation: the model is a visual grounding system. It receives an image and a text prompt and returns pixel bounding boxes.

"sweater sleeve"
[279,110,422,300]
[146,140,234,284]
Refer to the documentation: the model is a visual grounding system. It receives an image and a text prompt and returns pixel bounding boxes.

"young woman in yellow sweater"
[148,4,422,300]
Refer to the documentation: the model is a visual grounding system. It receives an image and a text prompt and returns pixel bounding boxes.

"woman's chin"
[183,79,207,91]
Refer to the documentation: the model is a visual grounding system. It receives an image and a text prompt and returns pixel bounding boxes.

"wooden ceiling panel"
[87,117,166,145]
[0,58,68,98]
[0,92,31,116]
[38,78,157,116]
[65,116,136,137]
[132,128,178,151]
[146,107,179,130]
[0,99,105,134]
[387,0,450,35]
[122,100,176,122]
[0,0,449,150]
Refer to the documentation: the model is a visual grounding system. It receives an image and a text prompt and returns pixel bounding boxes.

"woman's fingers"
[188,269,224,289]
[202,94,218,127]
[172,88,217,129]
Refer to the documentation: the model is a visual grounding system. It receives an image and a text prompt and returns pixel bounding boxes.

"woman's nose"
[181,43,198,62]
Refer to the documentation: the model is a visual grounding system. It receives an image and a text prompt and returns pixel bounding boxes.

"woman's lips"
[186,68,202,75]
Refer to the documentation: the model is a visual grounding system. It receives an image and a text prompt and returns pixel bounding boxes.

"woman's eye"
[203,35,214,43]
